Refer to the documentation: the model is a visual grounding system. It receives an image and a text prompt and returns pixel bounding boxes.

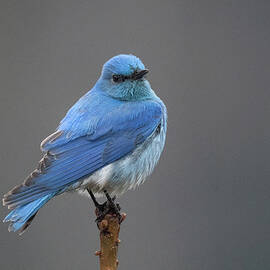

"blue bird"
[3,54,167,234]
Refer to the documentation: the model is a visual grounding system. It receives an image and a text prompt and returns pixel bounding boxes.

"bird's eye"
[112,74,124,83]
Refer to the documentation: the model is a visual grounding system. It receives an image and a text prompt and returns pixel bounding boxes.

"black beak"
[132,69,149,80]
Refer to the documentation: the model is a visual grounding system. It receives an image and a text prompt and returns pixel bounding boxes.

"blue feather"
[3,192,57,234]
[5,100,163,207]
[3,54,167,233]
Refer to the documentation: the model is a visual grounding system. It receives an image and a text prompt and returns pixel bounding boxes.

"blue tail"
[3,192,56,234]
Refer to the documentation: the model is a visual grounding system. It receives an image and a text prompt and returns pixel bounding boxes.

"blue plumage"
[3,54,167,234]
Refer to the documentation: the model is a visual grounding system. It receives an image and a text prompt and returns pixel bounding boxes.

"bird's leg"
[87,188,106,212]
[96,190,121,222]
[87,188,121,222]
[103,190,121,220]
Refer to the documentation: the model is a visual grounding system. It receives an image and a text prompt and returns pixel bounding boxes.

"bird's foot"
[95,195,122,223]
[87,188,122,224]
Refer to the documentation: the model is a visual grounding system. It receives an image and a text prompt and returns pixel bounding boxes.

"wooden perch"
[95,212,126,270]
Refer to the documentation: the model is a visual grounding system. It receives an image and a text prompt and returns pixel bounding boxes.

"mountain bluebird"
[3,54,167,234]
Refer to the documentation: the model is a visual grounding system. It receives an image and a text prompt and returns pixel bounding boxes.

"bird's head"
[96,54,154,101]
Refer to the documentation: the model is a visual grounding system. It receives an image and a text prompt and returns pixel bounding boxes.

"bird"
[3,54,167,234]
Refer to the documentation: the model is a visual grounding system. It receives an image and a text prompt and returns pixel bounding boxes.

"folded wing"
[3,101,163,209]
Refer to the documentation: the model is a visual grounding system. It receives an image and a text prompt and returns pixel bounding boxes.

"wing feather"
[3,100,164,208]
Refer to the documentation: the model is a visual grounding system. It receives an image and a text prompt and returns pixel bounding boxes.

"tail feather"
[3,192,56,234]
[4,190,52,210]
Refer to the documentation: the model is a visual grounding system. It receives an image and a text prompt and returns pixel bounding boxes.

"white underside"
[76,126,165,198]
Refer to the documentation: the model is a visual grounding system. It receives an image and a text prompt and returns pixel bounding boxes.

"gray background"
[0,0,269,269]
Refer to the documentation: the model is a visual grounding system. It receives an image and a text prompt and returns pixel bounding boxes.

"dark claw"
[87,188,122,223]
[116,203,121,211]
[95,205,110,223]
[95,200,121,223]
[103,190,122,221]
[95,201,107,213]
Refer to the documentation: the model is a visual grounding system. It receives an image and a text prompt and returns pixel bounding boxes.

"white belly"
[78,124,166,198]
